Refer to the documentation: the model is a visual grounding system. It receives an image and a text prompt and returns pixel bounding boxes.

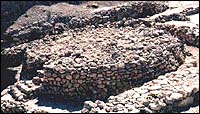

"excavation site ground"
[1,1,199,113]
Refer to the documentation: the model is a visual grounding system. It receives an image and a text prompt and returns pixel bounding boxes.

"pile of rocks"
[1,80,40,113]
[26,26,186,100]
[1,100,28,113]
[1,1,199,113]
[1,80,39,101]
[91,1,168,24]
[2,20,198,69]
[81,56,199,113]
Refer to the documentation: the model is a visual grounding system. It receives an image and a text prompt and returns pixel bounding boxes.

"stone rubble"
[2,1,168,48]
[2,1,199,69]
[1,80,40,113]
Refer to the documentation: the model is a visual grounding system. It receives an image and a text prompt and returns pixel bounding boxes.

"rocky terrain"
[1,1,199,113]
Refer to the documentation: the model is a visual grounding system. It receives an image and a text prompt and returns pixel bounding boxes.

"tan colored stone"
[97,84,105,88]
[56,77,61,82]
[66,75,72,80]
[78,80,83,84]
[170,92,183,100]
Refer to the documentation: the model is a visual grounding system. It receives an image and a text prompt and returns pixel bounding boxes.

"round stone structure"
[27,26,187,100]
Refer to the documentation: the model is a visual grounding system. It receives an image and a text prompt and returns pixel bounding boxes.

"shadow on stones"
[36,94,84,112]
[67,1,87,5]
[33,76,160,112]
[1,68,17,91]
[174,92,199,113]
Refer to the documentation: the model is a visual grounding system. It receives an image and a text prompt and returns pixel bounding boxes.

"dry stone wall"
[154,24,199,47]
[1,55,198,113]
[27,26,187,100]
[1,1,199,113]
[81,56,199,113]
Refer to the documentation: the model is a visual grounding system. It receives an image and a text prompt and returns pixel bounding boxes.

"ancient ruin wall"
[1,55,198,113]
[81,56,199,113]
[28,27,187,100]
[154,24,199,47]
